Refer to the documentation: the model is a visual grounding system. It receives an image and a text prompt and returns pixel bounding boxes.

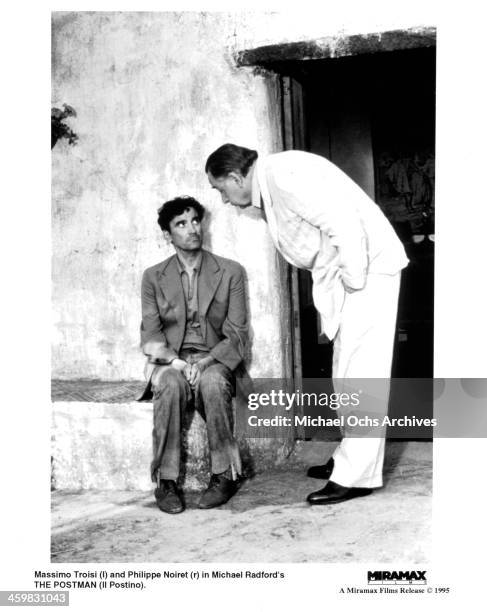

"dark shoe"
[306,457,334,479]
[307,480,373,505]
[198,474,238,509]
[154,480,185,514]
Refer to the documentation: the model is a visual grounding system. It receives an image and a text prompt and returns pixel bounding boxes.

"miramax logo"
[368,570,427,584]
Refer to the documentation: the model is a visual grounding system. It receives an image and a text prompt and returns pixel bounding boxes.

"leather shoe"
[306,457,334,479]
[154,480,185,514]
[307,480,372,505]
[198,474,238,509]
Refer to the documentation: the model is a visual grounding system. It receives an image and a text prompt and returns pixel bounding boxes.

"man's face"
[207,171,252,208]
[165,207,202,252]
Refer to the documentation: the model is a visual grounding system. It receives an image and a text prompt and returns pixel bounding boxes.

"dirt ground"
[51,441,431,563]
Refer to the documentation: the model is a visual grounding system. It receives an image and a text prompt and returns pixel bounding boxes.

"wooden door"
[280,75,306,437]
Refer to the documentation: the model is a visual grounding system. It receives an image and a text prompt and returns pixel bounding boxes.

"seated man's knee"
[152,367,185,396]
[199,365,232,398]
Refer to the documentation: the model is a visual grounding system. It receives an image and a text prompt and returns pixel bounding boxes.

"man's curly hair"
[157,196,205,232]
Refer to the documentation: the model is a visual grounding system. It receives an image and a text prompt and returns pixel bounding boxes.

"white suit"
[252,151,409,488]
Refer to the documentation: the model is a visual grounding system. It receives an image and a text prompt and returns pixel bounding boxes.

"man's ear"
[228,171,244,187]
[162,230,172,244]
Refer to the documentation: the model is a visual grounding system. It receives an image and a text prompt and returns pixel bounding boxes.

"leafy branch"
[51,104,78,149]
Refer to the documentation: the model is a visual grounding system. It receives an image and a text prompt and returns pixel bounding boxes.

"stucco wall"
[52,12,288,381]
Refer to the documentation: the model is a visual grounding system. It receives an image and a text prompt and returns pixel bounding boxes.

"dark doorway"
[287,47,436,378]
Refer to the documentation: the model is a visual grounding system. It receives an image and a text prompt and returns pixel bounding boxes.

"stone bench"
[51,380,216,491]
[51,380,301,492]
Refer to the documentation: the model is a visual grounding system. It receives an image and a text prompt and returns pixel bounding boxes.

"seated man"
[138,196,248,514]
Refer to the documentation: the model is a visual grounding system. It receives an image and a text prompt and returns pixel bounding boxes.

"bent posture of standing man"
[206,145,408,505]
[139,196,247,513]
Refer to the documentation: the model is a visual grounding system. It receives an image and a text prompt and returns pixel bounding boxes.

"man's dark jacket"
[138,249,248,399]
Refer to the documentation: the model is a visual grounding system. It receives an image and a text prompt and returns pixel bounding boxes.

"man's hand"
[143,341,175,364]
[170,358,187,372]
[149,357,186,389]
[184,356,216,387]
[187,363,202,387]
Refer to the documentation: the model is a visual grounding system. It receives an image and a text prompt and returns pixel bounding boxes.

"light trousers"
[330,272,401,488]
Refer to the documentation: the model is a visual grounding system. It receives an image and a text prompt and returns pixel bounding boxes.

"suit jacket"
[253,151,409,340]
[137,249,248,400]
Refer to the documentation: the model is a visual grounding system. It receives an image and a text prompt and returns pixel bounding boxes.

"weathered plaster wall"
[52,12,287,380]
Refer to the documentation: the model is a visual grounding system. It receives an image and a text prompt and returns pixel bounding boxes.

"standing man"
[205,144,408,505]
[138,196,247,514]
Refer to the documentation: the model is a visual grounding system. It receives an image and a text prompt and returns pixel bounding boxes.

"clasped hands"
[143,341,214,388]
[171,357,214,387]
